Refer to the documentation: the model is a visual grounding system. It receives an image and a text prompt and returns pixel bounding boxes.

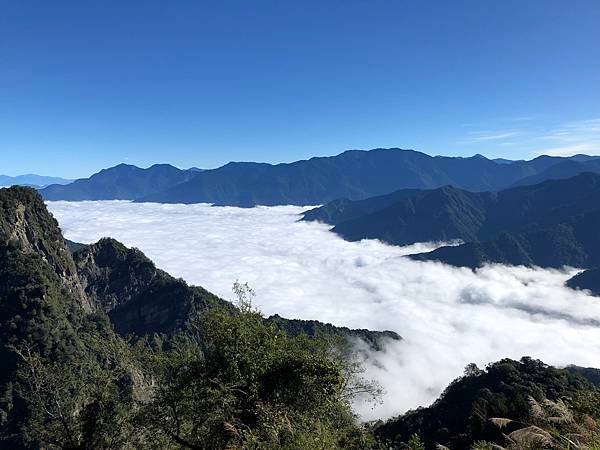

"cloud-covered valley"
[47,201,600,421]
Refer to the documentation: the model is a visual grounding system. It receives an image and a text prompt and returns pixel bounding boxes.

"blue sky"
[1,0,600,178]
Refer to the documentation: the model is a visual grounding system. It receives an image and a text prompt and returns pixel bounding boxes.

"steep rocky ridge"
[73,238,226,336]
[73,238,401,347]
[0,186,89,309]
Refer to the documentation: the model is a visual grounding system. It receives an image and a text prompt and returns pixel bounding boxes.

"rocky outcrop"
[73,238,225,336]
[72,238,402,347]
[0,186,90,309]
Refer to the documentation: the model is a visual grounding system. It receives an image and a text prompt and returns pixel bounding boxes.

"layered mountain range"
[0,174,72,188]
[40,164,200,201]
[38,149,600,206]
[304,172,600,291]
[33,147,600,295]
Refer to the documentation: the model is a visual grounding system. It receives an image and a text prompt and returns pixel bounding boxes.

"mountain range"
[39,149,600,206]
[34,148,600,296]
[410,174,600,271]
[510,157,600,187]
[40,163,200,201]
[0,174,72,188]
[305,173,600,280]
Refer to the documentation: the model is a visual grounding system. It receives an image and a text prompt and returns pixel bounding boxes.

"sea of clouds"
[47,201,600,421]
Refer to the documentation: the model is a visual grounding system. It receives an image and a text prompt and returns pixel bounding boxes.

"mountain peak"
[36,148,600,206]
[40,163,194,201]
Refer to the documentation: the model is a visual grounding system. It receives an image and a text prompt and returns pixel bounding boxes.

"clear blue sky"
[1,0,600,178]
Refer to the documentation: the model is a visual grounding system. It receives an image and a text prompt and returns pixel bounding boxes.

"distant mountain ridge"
[305,172,600,271]
[410,212,600,269]
[0,174,72,188]
[137,149,587,206]
[303,186,487,246]
[41,163,199,201]
[510,158,600,187]
[411,174,600,269]
[37,148,600,206]
[305,172,600,244]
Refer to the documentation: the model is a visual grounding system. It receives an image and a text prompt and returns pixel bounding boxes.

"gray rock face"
[0,186,90,309]
[73,238,224,336]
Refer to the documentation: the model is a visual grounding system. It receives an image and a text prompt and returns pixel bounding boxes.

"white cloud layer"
[47,201,600,421]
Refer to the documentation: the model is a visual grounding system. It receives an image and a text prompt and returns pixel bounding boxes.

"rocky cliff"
[0,186,90,309]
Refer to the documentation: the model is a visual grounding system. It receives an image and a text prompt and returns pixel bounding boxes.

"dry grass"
[479,396,600,450]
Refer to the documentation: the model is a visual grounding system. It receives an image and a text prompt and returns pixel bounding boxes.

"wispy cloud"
[458,116,600,158]
[540,143,597,157]
[510,115,539,122]
[459,131,519,144]
[534,118,600,156]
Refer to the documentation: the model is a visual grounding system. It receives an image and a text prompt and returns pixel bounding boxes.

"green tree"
[11,328,151,449]
[139,284,381,449]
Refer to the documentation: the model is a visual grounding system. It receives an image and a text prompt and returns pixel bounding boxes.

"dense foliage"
[138,297,381,449]
[267,314,400,352]
[0,238,111,447]
[375,358,600,449]
[9,298,381,449]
